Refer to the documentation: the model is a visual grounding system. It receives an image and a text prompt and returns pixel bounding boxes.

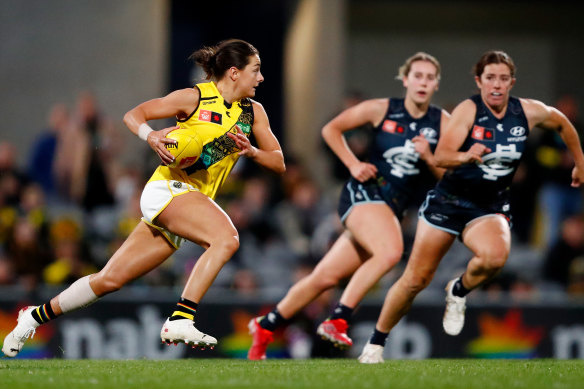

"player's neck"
[404,97,429,119]
[215,80,241,104]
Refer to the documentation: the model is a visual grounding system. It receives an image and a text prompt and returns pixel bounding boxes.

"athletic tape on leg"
[58,275,99,313]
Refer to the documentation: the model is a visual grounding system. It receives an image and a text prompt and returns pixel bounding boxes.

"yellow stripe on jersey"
[147,81,254,200]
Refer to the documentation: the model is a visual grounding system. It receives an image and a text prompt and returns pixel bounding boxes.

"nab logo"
[199,110,222,124]
[382,120,405,136]
[472,125,495,141]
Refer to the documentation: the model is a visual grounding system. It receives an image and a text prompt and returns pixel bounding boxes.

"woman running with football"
[2,39,285,357]
[248,52,450,360]
[358,50,584,363]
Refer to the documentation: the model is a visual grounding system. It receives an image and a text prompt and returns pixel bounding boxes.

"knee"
[91,272,124,296]
[309,271,340,291]
[375,251,402,273]
[210,233,240,261]
[474,247,509,272]
[402,271,434,295]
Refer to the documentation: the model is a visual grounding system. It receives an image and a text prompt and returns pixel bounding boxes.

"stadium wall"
[1,291,584,360]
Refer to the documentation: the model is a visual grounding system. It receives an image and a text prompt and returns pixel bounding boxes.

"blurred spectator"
[274,177,330,259]
[533,94,583,249]
[567,257,584,296]
[5,216,51,290]
[43,217,97,285]
[543,214,584,289]
[67,91,117,212]
[0,248,15,285]
[27,103,70,201]
[230,268,259,295]
[0,141,28,207]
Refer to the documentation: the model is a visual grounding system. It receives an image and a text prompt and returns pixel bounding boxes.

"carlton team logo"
[472,125,495,141]
[199,110,222,124]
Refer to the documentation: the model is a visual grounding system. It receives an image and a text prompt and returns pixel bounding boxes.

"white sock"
[58,275,99,313]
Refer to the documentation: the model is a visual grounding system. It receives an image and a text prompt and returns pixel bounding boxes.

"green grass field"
[1,359,583,389]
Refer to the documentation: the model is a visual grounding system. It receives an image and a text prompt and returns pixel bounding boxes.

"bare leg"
[339,203,403,308]
[376,221,455,332]
[156,191,240,303]
[460,215,511,290]
[276,231,366,318]
[50,222,175,315]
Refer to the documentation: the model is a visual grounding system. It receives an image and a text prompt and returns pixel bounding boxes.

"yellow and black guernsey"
[147,81,254,200]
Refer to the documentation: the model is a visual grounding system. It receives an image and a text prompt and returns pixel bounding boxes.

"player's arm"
[413,109,451,180]
[228,100,285,175]
[322,98,387,182]
[522,98,584,187]
[434,99,491,168]
[123,88,200,165]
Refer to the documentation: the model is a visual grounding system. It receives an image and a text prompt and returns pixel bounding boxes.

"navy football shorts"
[338,178,409,223]
[418,188,511,236]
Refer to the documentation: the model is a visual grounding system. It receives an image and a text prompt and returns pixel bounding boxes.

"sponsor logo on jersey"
[507,126,527,142]
[420,127,438,144]
[472,125,495,141]
[382,120,405,136]
[429,213,449,222]
[389,113,404,119]
[510,126,526,137]
[199,110,222,124]
[202,100,216,105]
[478,116,489,123]
[236,122,251,135]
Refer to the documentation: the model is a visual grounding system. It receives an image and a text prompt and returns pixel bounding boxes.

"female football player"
[2,39,285,357]
[358,50,584,363]
[248,52,450,360]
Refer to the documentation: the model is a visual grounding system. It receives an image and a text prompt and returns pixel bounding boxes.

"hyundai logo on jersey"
[510,126,526,137]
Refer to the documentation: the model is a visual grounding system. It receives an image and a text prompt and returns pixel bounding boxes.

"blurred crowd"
[1,91,584,309]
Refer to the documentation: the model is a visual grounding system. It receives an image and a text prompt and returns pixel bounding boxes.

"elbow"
[321,124,332,141]
[122,111,132,128]
[433,151,448,168]
[276,159,286,175]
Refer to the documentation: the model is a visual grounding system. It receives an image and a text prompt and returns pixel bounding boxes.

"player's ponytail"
[191,39,259,81]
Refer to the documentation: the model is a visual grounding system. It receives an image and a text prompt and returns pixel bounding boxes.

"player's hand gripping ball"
[164,128,203,169]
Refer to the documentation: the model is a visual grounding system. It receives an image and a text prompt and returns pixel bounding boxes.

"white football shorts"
[140,179,200,248]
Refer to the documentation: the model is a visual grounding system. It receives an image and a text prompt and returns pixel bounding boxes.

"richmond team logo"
[478,144,522,181]
[383,139,420,178]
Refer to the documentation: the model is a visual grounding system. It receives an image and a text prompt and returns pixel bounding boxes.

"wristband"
[138,123,154,141]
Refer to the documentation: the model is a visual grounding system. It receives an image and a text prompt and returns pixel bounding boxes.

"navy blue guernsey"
[437,95,529,205]
[369,98,442,196]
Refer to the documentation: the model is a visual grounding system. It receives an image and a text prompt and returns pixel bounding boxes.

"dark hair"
[473,50,516,78]
[191,39,259,80]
